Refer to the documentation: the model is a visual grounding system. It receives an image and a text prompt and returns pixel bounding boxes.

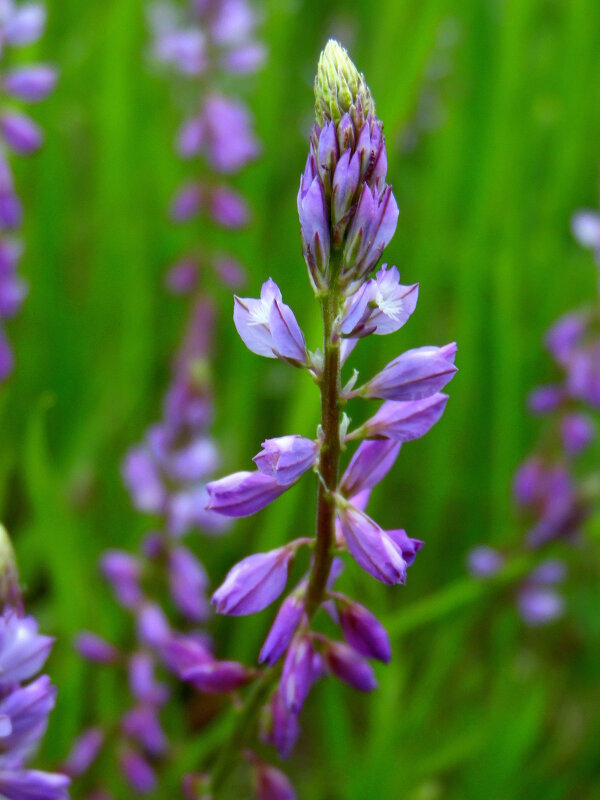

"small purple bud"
[545,312,586,365]
[75,633,119,664]
[4,4,47,46]
[0,113,43,154]
[253,436,318,486]
[213,255,246,289]
[222,42,267,74]
[161,634,213,678]
[336,597,391,662]
[359,344,457,402]
[206,471,287,517]
[567,345,600,407]
[316,120,338,184]
[518,586,564,626]
[255,762,297,800]
[527,385,564,415]
[340,439,401,498]
[0,770,70,800]
[165,259,198,294]
[136,603,170,649]
[513,458,545,506]
[171,182,202,221]
[297,168,330,277]
[121,706,167,757]
[572,210,600,251]
[128,653,169,706]
[259,592,305,666]
[280,634,315,713]
[560,413,595,455]
[211,186,249,228]
[323,640,378,691]
[177,115,204,157]
[169,547,209,622]
[3,66,57,101]
[100,550,142,609]
[182,659,252,693]
[530,559,567,585]
[468,546,504,578]
[355,393,449,443]
[212,546,293,616]
[0,612,54,683]
[261,688,300,759]
[122,446,166,515]
[332,150,360,226]
[343,185,399,282]
[120,749,157,793]
[336,503,407,585]
[62,728,104,777]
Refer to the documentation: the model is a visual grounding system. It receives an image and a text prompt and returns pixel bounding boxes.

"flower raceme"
[202,40,457,795]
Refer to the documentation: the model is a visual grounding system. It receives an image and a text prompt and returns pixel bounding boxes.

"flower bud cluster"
[0,1,56,380]
[469,188,600,625]
[151,0,264,294]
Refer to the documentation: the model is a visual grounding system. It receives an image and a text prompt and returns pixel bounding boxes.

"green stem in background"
[306,287,342,617]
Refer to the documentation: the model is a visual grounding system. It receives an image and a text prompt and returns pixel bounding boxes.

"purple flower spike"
[182,659,252,693]
[358,343,457,401]
[0,113,43,154]
[0,770,70,800]
[560,413,595,455]
[120,749,157,793]
[336,503,407,585]
[323,641,378,692]
[339,439,401,498]
[206,470,287,517]
[253,436,318,486]
[3,66,57,102]
[212,546,294,616]
[355,393,449,443]
[0,613,53,684]
[280,634,315,713]
[255,762,297,800]
[62,728,104,778]
[467,546,504,578]
[336,597,391,663]
[233,279,307,364]
[75,633,120,664]
[259,592,306,666]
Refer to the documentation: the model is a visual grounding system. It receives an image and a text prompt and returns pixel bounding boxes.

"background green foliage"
[2,0,600,797]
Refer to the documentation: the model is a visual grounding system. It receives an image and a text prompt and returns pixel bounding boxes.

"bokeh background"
[2,0,600,797]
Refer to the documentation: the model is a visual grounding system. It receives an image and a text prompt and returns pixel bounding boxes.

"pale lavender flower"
[351,393,449,442]
[560,412,595,455]
[253,436,318,486]
[467,546,504,578]
[62,728,105,778]
[206,471,287,517]
[212,546,295,615]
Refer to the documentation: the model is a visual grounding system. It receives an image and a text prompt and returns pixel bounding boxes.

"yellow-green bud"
[314,40,375,125]
[0,524,20,608]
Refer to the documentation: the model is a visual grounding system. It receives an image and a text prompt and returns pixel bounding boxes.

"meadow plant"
[469,187,600,625]
[0,525,70,799]
[0,0,56,380]
[69,0,264,795]
[200,40,457,797]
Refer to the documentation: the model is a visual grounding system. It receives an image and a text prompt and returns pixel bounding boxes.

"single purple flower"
[467,546,504,578]
[259,591,306,666]
[182,659,253,693]
[171,182,202,222]
[335,597,391,663]
[3,66,57,101]
[335,502,407,585]
[211,186,248,228]
[202,95,260,172]
[212,546,294,616]
[527,385,564,415]
[160,634,213,679]
[517,586,564,626]
[253,436,318,486]
[3,3,47,46]
[280,634,315,713]
[61,728,104,778]
[75,633,120,665]
[255,761,297,800]
[120,748,157,793]
[339,439,401,498]
[342,184,399,283]
[297,155,330,281]
[261,688,300,759]
[136,603,171,649]
[0,612,53,684]
[545,311,587,366]
[233,278,307,363]
[340,266,419,340]
[356,343,457,401]
[121,706,167,758]
[353,393,449,443]
[168,546,209,622]
[0,113,43,154]
[128,653,169,706]
[560,412,595,455]
[322,640,377,692]
[100,550,143,609]
[206,470,287,517]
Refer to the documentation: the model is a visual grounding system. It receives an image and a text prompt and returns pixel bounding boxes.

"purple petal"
[358,393,449,442]
[0,612,53,683]
[360,344,457,401]
[0,113,43,154]
[4,4,46,46]
[3,66,57,102]
[336,504,407,585]
[340,439,401,498]
[259,592,305,666]
[75,633,119,664]
[212,547,293,615]
[182,660,252,693]
[253,435,318,486]
[255,762,297,800]
[268,299,307,363]
[337,598,391,662]
[280,634,314,713]
[467,546,504,578]
[206,471,287,517]
[324,641,378,691]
